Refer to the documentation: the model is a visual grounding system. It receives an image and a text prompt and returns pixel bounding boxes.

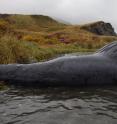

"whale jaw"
[97,41,117,59]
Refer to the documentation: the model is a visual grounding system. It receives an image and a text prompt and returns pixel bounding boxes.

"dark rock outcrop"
[0,14,10,19]
[81,21,116,36]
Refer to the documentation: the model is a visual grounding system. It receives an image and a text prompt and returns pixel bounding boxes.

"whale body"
[0,41,117,87]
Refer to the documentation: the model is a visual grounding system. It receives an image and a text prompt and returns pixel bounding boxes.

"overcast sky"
[0,0,116,31]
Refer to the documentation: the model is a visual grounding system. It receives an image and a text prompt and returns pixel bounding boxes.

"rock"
[0,14,9,18]
[81,21,116,36]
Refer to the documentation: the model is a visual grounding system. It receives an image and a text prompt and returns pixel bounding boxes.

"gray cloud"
[0,0,117,31]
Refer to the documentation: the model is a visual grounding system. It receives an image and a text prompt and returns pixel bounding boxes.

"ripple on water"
[0,87,117,124]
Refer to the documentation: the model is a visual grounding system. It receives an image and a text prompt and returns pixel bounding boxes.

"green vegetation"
[8,14,65,32]
[0,14,117,64]
[0,35,94,64]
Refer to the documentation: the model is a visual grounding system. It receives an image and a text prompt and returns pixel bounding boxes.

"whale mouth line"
[96,41,117,57]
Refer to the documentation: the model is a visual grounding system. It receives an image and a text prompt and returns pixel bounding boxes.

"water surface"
[0,86,117,124]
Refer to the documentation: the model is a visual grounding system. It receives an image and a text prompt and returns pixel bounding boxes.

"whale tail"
[96,41,117,58]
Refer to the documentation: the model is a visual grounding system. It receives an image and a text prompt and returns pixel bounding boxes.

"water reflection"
[0,87,117,124]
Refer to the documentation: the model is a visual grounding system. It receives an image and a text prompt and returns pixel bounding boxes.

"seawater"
[0,86,117,124]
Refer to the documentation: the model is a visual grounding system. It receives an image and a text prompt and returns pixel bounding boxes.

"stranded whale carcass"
[0,41,117,87]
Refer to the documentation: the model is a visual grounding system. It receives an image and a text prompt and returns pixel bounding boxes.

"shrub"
[0,35,33,64]
[23,34,60,45]
[23,34,46,44]
[44,37,60,44]
[0,20,10,33]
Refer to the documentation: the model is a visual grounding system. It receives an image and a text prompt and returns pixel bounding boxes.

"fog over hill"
[0,0,116,32]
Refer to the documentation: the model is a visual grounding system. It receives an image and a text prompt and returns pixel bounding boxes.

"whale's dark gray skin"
[1,41,117,87]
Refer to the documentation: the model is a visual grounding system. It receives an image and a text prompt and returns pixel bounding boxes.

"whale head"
[97,41,117,58]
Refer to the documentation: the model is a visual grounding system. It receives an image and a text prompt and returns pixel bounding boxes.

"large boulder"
[81,21,116,36]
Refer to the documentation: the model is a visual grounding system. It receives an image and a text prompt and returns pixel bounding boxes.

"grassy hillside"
[0,14,117,64]
[0,14,66,32]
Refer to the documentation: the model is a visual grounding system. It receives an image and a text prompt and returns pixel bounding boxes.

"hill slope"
[0,14,65,32]
[0,14,117,64]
